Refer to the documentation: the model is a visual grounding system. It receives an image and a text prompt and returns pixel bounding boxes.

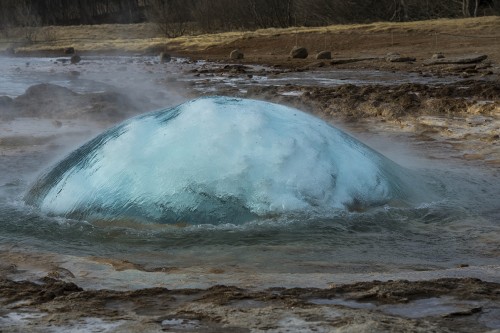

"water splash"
[25,97,426,224]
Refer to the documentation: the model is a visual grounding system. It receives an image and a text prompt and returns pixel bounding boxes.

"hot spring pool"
[0,97,499,278]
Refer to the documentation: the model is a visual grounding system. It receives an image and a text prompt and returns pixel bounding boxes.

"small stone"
[316,51,332,60]
[432,53,445,59]
[64,47,75,54]
[160,52,171,63]
[70,54,81,64]
[385,53,416,62]
[290,47,308,59]
[230,49,244,60]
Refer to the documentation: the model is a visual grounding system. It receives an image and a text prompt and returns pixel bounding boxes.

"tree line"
[1,0,498,37]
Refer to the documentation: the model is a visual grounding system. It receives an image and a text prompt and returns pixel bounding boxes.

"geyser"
[26,97,421,224]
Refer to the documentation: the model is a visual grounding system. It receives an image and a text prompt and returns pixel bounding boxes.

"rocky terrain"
[1,270,500,333]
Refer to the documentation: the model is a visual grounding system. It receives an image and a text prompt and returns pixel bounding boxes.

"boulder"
[290,47,308,59]
[230,49,244,60]
[9,83,151,121]
[70,54,81,64]
[432,53,445,59]
[316,51,332,60]
[423,54,488,66]
[64,47,75,54]
[160,52,171,63]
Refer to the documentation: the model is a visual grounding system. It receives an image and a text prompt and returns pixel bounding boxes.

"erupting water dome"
[26,97,421,224]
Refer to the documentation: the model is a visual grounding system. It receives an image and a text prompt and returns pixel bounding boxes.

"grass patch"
[1,16,498,55]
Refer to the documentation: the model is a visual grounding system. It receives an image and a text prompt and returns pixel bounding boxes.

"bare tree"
[15,0,42,43]
[145,0,192,37]
[391,0,410,21]
[474,0,480,16]
[0,0,498,34]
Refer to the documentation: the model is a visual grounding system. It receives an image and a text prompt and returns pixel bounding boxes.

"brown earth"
[168,19,500,75]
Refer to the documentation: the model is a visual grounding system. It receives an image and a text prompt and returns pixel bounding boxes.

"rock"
[70,54,81,64]
[443,307,482,317]
[23,83,77,98]
[10,83,151,121]
[0,96,13,112]
[385,53,416,63]
[432,53,445,59]
[64,47,75,54]
[223,64,249,73]
[160,52,171,63]
[475,62,492,70]
[230,49,244,60]
[316,51,331,60]
[423,54,488,66]
[290,47,308,59]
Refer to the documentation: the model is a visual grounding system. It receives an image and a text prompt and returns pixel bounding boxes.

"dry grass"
[1,16,498,55]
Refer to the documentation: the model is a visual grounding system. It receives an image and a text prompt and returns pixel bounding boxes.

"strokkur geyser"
[26,97,421,224]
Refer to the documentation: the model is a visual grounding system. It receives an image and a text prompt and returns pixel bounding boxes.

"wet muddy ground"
[1,273,500,332]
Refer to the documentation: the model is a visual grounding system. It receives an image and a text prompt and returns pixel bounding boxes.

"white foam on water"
[161,318,201,329]
[380,297,481,318]
[0,311,46,325]
[48,317,127,333]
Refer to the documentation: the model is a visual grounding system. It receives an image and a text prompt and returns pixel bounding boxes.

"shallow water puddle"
[308,296,494,323]
[479,307,500,329]
[379,296,482,318]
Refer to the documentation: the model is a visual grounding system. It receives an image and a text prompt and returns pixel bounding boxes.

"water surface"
[0,55,498,279]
